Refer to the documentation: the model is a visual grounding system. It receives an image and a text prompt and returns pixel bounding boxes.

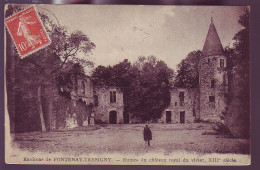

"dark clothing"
[147,140,150,146]
[143,126,152,141]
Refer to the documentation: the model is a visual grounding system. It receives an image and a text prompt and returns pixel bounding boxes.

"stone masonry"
[161,18,228,123]
[93,87,124,124]
[54,18,227,126]
[160,88,200,123]
[199,18,228,122]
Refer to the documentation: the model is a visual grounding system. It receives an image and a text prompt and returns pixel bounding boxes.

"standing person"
[17,15,42,48]
[143,125,152,146]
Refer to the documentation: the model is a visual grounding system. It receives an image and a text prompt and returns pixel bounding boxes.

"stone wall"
[50,95,91,130]
[199,55,228,122]
[45,74,94,130]
[52,75,124,127]
[93,87,124,124]
[72,75,94,105]
[160,88,199,123]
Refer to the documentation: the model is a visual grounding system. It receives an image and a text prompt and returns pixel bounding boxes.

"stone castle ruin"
[160,18,228,124]
[51,74,124,129]
[49,18,228,128]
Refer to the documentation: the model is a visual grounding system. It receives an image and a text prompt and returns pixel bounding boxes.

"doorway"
[166,111,171,123]
[180,111,185,124]
[109,110,117,124]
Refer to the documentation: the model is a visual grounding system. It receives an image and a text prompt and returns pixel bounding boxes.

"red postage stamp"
[5,6,51,58]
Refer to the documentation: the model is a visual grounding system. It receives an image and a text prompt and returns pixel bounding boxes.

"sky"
[37,5,244,71]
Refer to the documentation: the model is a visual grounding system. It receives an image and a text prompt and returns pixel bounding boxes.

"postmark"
[5,6,51,58]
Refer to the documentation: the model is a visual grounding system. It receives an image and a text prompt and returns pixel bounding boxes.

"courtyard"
[10,123,250,156]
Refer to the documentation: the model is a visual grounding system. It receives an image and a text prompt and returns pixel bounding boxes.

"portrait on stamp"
[4,4,250,165]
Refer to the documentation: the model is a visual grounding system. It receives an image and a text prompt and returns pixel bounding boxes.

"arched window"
[81,81,85,94]
[94,95,98,106]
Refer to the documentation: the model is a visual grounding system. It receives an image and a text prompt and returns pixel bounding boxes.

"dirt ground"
[11,123,250,156]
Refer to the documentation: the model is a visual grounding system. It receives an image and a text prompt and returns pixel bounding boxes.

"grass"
[11,123,250,155]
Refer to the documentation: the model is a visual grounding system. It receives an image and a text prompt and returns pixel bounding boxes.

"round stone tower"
[199,18,228,122]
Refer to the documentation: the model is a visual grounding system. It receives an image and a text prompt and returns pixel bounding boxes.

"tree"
[128,56,173,121]
[5,4,96,132]
[174,50,202,88]
[91,56,174,122]
[224,7,250,138]
[91,65,114,87]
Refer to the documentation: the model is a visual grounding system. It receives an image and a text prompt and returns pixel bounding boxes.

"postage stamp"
[5,6,51,58]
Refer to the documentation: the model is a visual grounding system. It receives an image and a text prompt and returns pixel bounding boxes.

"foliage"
[212,123,233,137]
[5,4,95,132]
[174,50,202,88]
[92,56,174,122]
[92,59,132,87]
[224,7,250,138]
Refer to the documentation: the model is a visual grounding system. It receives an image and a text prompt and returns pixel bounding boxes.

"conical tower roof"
[202,18,224,57]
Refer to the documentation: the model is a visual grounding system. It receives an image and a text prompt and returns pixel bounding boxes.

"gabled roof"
[202,18,224,57]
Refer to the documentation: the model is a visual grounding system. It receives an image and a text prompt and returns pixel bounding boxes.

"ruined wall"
[72,75,94,105]
[46,75,94,130]
[199,55,228,122]
[93,87,124,124]
[51,96,91,130]
[160,88,199,123]
[49,75,125,128]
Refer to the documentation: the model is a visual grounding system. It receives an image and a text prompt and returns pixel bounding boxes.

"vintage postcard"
[5,4,250,165]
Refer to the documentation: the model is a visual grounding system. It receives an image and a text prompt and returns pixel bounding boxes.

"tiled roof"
[202,18,224,57]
